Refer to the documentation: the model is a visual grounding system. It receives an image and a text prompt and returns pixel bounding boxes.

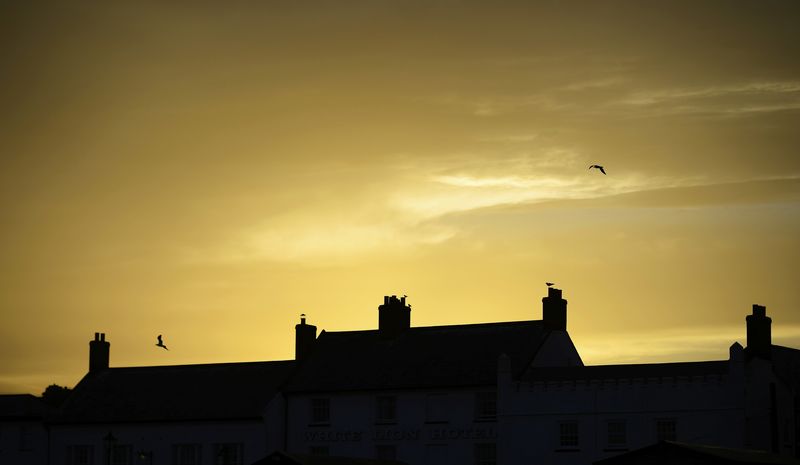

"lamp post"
[103,431,117,465]
[137,450,153,465]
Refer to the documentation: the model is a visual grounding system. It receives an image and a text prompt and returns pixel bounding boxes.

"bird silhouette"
[156,335,169,351]
[589,164,606,175]
[546,282,555,287]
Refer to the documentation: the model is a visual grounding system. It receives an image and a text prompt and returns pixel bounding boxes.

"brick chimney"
[542,287,567,331]
[89,332,110,372]
[378,295,411,338]
[746,304,772,359]
[295,314,317,361]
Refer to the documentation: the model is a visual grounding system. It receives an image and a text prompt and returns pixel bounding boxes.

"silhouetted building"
[0,394,48,465]
[12,289,800,465]
[593,440,800,465]
[498,304,799,465]
[275,291,582,464]
[48,339,294,465]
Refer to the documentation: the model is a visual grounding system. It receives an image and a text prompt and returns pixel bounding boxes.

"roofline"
[320,319,543,335]
[95,359,295,371]
[284,383,499,395]
[46,416,267,426]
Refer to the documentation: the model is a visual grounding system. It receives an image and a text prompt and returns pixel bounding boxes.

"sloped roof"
[0,394,47,420]
[593,440,800,465]
[285,320,550,393]
[50,360,294,424]
[771,345,800,390]
[524,360,729,382]
[253,450,409,465]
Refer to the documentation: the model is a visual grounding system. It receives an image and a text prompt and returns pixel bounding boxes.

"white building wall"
[498,359,753,465]
[286,388,498,465]
[49,420,267,465]
[0,420,48,465]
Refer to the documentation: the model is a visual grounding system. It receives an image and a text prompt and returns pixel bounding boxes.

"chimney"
[89,332,110,372]
[746,304,772,359]
[542,287,567,331]
[295,314,317,361]
[378,295,411,338]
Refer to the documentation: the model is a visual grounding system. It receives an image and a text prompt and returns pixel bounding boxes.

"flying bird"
[589,164,606,175]
[546,282,555,287]
[156,335,169,351]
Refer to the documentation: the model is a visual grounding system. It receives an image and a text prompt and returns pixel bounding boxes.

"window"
[173,444,201,465]
[67,445,94,465]
[655,419,677,442]
[425,394,448,423]
[425,444,448,465]
[111,445,132,465]
[19,424,32,451]
[311,398,330,424]
[309,446,329,456]
[376,396,397,423]
[474,443,496,465]
[559,421,579,449]
[606,420,627,448]
[475,392,497,421]
[214,443,243,465]
[375,445,396,460]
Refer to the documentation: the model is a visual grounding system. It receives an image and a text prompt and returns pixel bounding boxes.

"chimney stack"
[378,295,411,338]
[746,304,772,359]
[542,287,567,331]
[89,332,110,372]
[295,315,317,361]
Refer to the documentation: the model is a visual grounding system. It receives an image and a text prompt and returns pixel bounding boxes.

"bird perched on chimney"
[546,282,555,287]
[589,164,606,175]
[156,335,169,351]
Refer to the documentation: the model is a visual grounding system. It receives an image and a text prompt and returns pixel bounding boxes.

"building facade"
[3,289,797,465]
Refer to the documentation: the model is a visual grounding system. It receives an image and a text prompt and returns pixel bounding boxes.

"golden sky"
[2,1,799,394]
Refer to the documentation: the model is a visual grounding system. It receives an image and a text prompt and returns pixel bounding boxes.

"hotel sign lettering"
[303,427,496,443]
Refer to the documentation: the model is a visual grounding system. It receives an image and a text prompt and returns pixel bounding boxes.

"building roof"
[284,320,550,393]
[771,344,800,390]
[0,394,47,420]
[523,360,729,382]
[49,360,294,424]
[253,450,409,465]
[593,440,800,465]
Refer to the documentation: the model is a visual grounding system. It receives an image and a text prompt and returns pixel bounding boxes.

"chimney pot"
[295,316,317,361]
[89,332,110,372]
[746,304,772,359]
[542,288,567,331]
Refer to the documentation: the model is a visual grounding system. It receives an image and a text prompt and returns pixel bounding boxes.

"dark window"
[173,444,201,465]
[214,443,243,465]
[607,420,627,448]
[375,445,396,460]
[425,394,448,423]
[111,445,132,465]
[474,443,496,465]
[559,421,579,448]
[475,392,497,421]
[425,444,448,464]
[309,446,329,456]
[19,424,33,451]
[376,396,397,423]
[656,419,677,442]
[311,398,330,424]
[67,445,94,465]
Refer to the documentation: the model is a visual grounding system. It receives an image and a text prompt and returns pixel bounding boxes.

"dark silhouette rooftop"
[50,360,294,424]
[285,320,552,393]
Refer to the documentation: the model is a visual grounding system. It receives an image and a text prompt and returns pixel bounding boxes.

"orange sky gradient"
[1,1,799,394]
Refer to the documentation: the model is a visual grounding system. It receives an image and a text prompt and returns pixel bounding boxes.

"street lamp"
[103,431,117,465]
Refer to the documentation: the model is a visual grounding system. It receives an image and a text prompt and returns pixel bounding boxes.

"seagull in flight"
[156,335,169,351]
[589,164,606,175]
[546,282,555,287]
